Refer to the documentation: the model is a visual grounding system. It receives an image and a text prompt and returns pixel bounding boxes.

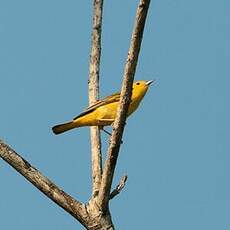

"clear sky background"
[0,0,229,229]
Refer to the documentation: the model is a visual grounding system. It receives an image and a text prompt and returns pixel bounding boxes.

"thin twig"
[88,0,104,198]
[0,140,88,227]
[98,0,151,212]
[109,175,128,200]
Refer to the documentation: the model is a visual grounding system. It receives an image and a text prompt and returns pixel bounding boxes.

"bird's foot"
[101,127,123,144]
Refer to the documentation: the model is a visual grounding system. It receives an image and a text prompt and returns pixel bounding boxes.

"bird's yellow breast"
[73,80,150,127]
[74,102,118,127]
[75,99,142,127]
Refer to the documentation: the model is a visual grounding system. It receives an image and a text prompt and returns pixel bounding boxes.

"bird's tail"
[52,121,78,135]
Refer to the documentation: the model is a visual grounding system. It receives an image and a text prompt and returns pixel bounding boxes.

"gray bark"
[88,0,103,200]
[98,0,151,212]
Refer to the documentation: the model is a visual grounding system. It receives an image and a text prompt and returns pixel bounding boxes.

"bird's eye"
[136,82,140,85]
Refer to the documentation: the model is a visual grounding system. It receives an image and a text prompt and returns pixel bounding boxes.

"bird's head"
[132,80,154,100]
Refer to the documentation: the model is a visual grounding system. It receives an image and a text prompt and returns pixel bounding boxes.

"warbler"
[52,80,153,135]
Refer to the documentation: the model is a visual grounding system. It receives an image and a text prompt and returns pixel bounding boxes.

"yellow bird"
[52,80,153,135]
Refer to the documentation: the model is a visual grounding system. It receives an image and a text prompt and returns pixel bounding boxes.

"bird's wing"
[73,92,120,120]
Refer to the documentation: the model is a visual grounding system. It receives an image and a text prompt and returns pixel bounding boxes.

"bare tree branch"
[109,175,128,200]
[0,1,151,229]
[88,0,104,198]
[98,0,151,212]
[0,140,88,228]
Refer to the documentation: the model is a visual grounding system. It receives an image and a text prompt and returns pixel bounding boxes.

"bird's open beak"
[145,80,154,86]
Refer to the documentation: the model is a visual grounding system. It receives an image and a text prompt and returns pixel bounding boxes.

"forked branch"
[0,0,151,229]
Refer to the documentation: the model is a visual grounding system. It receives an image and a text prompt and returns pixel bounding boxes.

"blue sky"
[0,0,229,229]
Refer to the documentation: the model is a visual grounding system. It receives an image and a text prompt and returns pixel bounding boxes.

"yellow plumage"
[52,80,153,134]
